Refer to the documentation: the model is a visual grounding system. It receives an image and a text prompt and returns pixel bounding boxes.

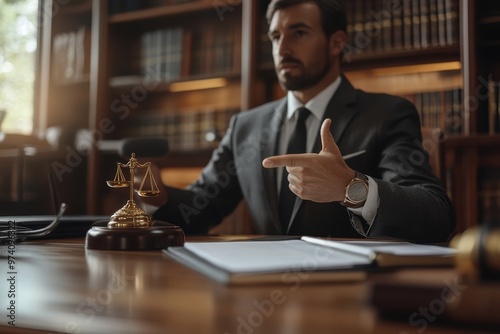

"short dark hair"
[266,0,347,36]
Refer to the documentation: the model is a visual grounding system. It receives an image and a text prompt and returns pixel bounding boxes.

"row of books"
[345,0,459,57]
[117,88,465,154]
[346,0,459,54]
[257,0,460,66]
[405,80,500,136]
[119,108,239,151]
[51,25,90,83]
[141,27,185,82]
[140,21,241,82]
[189,21,242,77]
[402,88,463,135]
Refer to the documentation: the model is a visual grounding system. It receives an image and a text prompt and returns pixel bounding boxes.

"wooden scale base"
[85,220,185,250]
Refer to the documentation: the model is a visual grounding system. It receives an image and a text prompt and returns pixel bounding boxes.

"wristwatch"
[341,171,369,208]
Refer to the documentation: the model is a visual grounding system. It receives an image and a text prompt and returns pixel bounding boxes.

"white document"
[183,239,372,273]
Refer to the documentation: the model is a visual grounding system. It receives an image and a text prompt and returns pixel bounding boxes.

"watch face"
[347,180,368,202]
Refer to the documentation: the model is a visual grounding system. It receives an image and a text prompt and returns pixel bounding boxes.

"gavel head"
[451,224,500,283]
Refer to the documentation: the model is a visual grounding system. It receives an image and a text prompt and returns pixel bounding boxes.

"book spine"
[190,28,202,76]
[140,31,149,78]
[392,0,404,51]
[172,27,183,80]
[445,0,459,45]
[420,0,430,49]
[162,28,171,81]
[433,91,442,128]
[421,91,429,127]
[345,0,355,52]
[451,88,463,134]
[438,90,446,130]
[436,0,447,46]
[402,0,413,49]
[363,0,375,53]
[181,29,192,78]
[412,0,421,49]
[444,89,454,134]
[381,0,392,51]
[352,0,367,53]
[154,29,163,82]
[429,0,439,47]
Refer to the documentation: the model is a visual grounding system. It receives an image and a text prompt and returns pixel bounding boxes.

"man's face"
[268,2,332,91]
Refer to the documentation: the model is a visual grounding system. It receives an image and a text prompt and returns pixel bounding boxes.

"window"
[0,0,38,134]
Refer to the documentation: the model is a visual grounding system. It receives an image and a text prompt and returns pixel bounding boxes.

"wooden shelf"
[343,45,461,72]
[109,0,214,24]
[109,72,241,91]
[259,47,461,80]
[445,134,500,149]
[478,15,500,25]
[345,65,462,96]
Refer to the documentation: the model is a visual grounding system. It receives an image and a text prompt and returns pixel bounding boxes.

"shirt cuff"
[348,176,379,226]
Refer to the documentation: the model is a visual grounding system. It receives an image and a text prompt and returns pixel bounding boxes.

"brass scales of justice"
[85,153,185,250]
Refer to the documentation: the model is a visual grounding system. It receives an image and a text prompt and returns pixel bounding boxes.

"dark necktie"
[278,107,311,231]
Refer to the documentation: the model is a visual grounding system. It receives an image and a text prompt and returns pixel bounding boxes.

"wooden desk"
[0,237,496,334]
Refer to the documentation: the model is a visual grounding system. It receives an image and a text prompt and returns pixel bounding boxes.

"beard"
[276,56,331,91]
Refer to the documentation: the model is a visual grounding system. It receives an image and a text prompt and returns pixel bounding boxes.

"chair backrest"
[421,127,446,185]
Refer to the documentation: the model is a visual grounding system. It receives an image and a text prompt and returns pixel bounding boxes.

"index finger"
[262,153,314,168]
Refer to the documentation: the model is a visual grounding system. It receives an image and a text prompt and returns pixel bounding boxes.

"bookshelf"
[33,0,500,233]
[37,0,92,131]
[446,0,500,231]
[83,0,247,233]
[33,0,94,214]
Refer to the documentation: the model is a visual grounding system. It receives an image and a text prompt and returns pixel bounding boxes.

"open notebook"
[163,237,456,285]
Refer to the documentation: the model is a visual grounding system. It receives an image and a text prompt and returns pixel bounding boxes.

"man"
[152,0,455,243]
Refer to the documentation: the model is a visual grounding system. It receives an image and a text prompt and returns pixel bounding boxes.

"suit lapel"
[312,74,358,153]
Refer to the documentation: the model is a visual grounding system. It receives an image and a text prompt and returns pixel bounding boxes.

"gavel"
[451,223,500,282]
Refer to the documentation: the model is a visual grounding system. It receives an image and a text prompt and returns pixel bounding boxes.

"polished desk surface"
[0,237,496,334]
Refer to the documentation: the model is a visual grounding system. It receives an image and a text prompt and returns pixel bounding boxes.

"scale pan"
[107,181,130,188]
[137,190,160,197]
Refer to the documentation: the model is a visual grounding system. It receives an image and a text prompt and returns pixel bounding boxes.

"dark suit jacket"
[154,75,456,243]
